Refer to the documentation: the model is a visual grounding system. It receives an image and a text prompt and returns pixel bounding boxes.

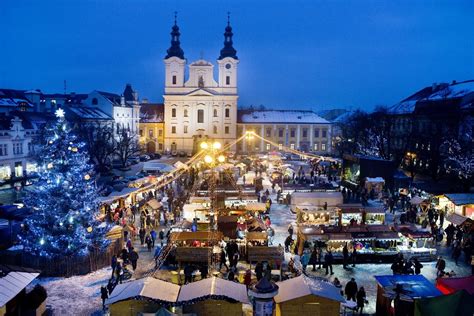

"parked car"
[139,154,151,162]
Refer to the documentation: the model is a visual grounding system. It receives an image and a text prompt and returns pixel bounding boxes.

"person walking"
[413,258,423,275]
[352,247,357,267]
[343,244,349,269]
[436,256,446,278]
[100,286,109,310]
[356,286,366,315]
[111,255,117,277]
[453,245,462,265]
[150,229,157,247]
[310,247,318,271]
[159,229,165,246]
[301,251,310,272]
[220,249,229,271]
[115,262,123,284]
[145,234,153,252]
[129,247,139,271]
[255,262,264,281]
[345,278,358,302]
[324,250,334,275]
[139,227,146,245]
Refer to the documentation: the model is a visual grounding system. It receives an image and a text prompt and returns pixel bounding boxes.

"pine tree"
[20,109,110,257]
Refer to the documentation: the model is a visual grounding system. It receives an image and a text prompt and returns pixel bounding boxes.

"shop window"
[278,143,283,150]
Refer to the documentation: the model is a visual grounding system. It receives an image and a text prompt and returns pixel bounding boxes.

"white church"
[163,16,239,153]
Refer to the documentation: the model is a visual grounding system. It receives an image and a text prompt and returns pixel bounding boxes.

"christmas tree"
[20,109,110,257]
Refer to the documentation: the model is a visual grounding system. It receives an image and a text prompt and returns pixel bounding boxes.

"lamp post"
[200,141,226,230]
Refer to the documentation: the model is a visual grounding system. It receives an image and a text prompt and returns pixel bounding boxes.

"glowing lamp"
[200,142,209,150]
[84,174,91,181]
[212,141,222,150]
[47,163,53,169]
[87,226,93,233]
[204,155,213,164]
[39,238,45,245]
[217,155,225,163]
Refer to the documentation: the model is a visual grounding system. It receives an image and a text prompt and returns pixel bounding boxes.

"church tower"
[217,13,239,89]
[164,13,186,89]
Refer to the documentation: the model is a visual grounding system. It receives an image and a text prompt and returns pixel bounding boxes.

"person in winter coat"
[159,229,165,246]
[288,224,294,236]
[301,251,310,272]
[356,286,366,315]
[129,247,139,271]
[453,245,462,265]
[121,248,129,264]
[111,255,117,277]
[244,269,252,287]
[150,229,157,247]
[115,262,123,284]
[100,286,108,310]
[342,244,349,269]
[413,258,423,275]
[436,256,446,277]
[324,251,334,275]
[345,278,358,301]
[255,262,264,281]
[145,235,153,252]
[139,227,146,245]
[220,249,229,271]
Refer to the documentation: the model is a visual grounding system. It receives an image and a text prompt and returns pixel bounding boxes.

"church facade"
[163,17,239,153]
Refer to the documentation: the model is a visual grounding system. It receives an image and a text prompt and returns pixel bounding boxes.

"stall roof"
[106,277,180,305]
[436,276,474,295]
[169,231,223,242]
[329,233,352,241]
[367,225,393,232]
[177,277,249,304]
[414,289,474,316]
[189,197,211,204]
[444,193,474,206]
[445,213,469,226]
[0,268,40,308]
[375,231,399,240]
[366,177,385,183]
[374,275,442,299]
[146,199,162,210]
[274,275,344,304]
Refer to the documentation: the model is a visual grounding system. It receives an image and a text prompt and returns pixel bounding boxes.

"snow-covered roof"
[177,277,250,304]
[66,106,112,120]
[0,271,40,307]
[238,110,329,124]
[106,277,180,305]
[274,275,344,303]
[444,193,474,206]
[428,80,474,100]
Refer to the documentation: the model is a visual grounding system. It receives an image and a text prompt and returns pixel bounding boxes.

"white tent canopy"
[106,277,180,305]
[0,271,40,308]
[274,275,344,304]
[177,277,250,304]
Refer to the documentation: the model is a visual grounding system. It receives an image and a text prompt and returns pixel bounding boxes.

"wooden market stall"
[290,191,343,214]
[296,203,337,226]
[106,277,180,315]
[338,204,364,226]
[169,231,224,265]
[363,206,386,225]
[395,224,437,261]
[177,277,250,316]
[274,275,344,316]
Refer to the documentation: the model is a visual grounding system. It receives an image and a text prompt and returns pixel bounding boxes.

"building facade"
[139,103,165,153]
[236,110,332,154]
[163,17,239,153]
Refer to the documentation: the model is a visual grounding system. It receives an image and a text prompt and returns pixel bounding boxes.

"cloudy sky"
[1,0,473,110]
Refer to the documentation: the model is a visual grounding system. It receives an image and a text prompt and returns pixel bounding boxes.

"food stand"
[396,225,437,261]
[169,231,224,266]
[363,206,385,225]
[327,233,353,258]
[338,204,364,226]
[296,203,337,226]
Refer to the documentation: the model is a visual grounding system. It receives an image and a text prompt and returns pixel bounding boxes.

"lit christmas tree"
[20,109,110,257]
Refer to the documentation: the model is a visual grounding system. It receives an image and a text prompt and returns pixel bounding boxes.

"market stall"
[364,206,386,225]
[169,231,223,265]
[365,177,385,194]
[327,233,353,257]
[290,191,343,213]
[396,225,437,261]
[296,203,337,226]
[338,204,364,226]
[438,193,474,219]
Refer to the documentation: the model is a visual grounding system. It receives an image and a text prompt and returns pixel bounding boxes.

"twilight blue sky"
[1,0,473,110]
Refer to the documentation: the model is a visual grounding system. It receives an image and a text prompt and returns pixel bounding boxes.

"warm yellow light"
[204,155,214,164]
[212,141,222,150]
[200,142,209,150]
[217,155,225,163]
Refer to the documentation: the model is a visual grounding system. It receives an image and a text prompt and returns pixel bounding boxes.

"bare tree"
[115,130,140,168]
[76,122,116,172]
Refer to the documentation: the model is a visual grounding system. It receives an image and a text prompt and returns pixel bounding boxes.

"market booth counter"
[169,231,224,267]
[296,203,337,226]
[395,224,437,261]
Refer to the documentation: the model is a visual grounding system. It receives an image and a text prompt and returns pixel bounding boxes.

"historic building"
[163,16,239,153]
[139,102,165,153]
[236,109,332,153]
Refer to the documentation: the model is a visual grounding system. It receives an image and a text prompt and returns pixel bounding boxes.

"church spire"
[218,12,238,60]
[165,12,185,59]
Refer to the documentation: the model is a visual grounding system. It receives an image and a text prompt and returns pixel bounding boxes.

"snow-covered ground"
[34,167,472,315]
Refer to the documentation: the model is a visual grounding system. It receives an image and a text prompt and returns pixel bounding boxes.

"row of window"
[261,128,328,138]
[139,129,164,138]
[0,143,32,156]
[171,125,231,134]
[171,75,231,85]
[171,108,231,121]
[260,142,327,151]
